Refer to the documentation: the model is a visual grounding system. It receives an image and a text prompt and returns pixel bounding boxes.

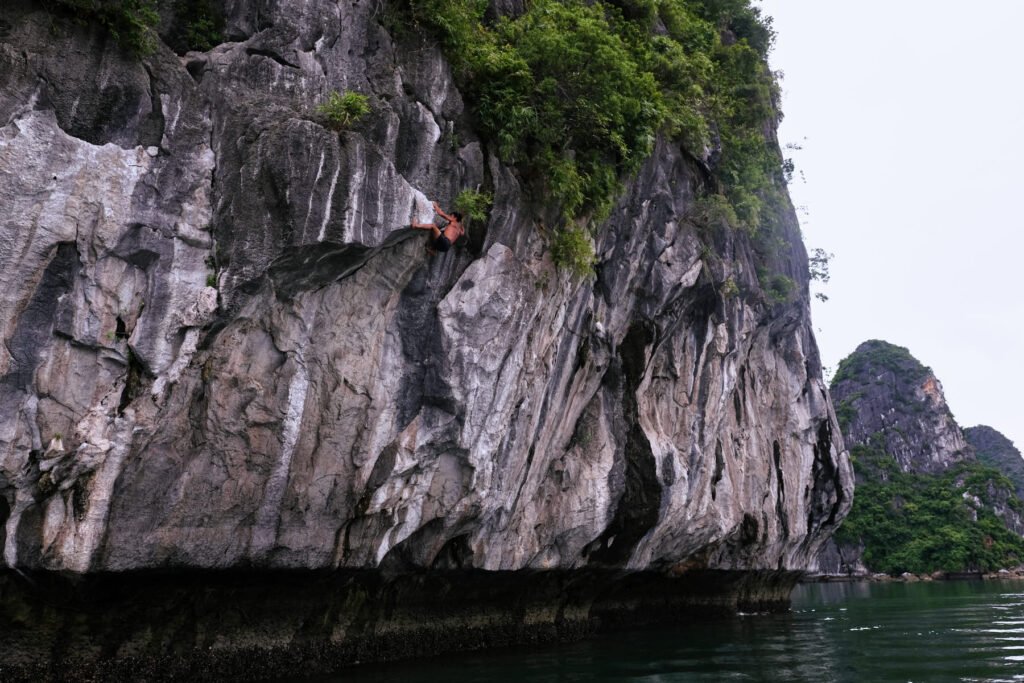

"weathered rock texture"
[831,340,970,476]
[0,0,850,673]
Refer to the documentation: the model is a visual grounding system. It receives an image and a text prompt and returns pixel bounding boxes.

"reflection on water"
[327,580,1024,682]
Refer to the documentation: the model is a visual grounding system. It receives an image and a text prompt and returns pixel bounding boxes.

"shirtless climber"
[411,202,465,253]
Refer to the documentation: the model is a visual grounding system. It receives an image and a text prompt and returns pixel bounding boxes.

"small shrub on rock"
[317,91,372,131]
[453,189,493,223]
[551,226,596,278]
[763,273,795,304]
[692,193,740,233]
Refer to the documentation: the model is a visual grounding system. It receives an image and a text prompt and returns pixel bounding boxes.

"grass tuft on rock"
[317,91,372,131]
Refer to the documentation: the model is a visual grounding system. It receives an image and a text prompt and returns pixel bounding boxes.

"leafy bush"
[183,16,220,51]
[50,0,159,55]
[405,0,781,228]
[551,226,596,277]
[689,0,775,54]
[691,193,739,232]
[659,0,782,229]
[762,272,794,304]
[451,0,661,219]
[317,91,372,131]
[808,247,832,302]
[168,0,225,53]
[453,189,493,222]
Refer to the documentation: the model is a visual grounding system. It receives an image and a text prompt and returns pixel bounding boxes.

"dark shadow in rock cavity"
[0,490,9,566]
[268,229,421,301]
[391,263,457,430]
[0,242,80,392]
[584,323,661,566]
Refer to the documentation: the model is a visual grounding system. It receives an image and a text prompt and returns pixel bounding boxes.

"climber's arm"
[433,202,455,222]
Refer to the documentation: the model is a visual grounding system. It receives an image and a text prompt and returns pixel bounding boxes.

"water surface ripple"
[335,580,1024,682]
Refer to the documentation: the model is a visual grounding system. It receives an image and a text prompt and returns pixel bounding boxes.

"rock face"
[831,340,970,476]
[0,0,850,673]
[965,426,1024,500]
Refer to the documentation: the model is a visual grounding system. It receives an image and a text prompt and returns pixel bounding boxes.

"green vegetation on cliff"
[832,340,931,387]
[835,444,1024,574]
[47,0,159,54]
[46,0,225,55]
[405,0,783,227]
[551,226,598,277]
[453,188,494,222]
[316,91,373,131]
[165,0,225,53]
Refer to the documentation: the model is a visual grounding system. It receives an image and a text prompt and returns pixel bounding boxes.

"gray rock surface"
[815,538,867,576]
[0,0,849,581]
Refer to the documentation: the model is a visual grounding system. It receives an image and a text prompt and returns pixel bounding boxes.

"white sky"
[756,0,1024,451]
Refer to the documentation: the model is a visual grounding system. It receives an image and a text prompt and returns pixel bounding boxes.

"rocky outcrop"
[815,538,867,576]
[820,341,1024,576]
[966,425,1024,500]
[831,340,969,476]
[0,0,850,673]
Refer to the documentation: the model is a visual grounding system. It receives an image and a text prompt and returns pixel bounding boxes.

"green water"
[337,580,1024,682]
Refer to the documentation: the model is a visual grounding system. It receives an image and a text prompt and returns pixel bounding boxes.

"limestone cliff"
[820,341,1024,576]
[0,0,850,675]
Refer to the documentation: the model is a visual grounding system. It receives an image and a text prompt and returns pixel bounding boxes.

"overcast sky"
[756,0,1024,451]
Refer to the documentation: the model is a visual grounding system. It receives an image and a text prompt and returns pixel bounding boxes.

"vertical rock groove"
[585,324,661,566]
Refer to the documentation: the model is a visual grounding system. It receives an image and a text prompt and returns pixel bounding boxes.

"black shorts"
[434,234,452,252]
